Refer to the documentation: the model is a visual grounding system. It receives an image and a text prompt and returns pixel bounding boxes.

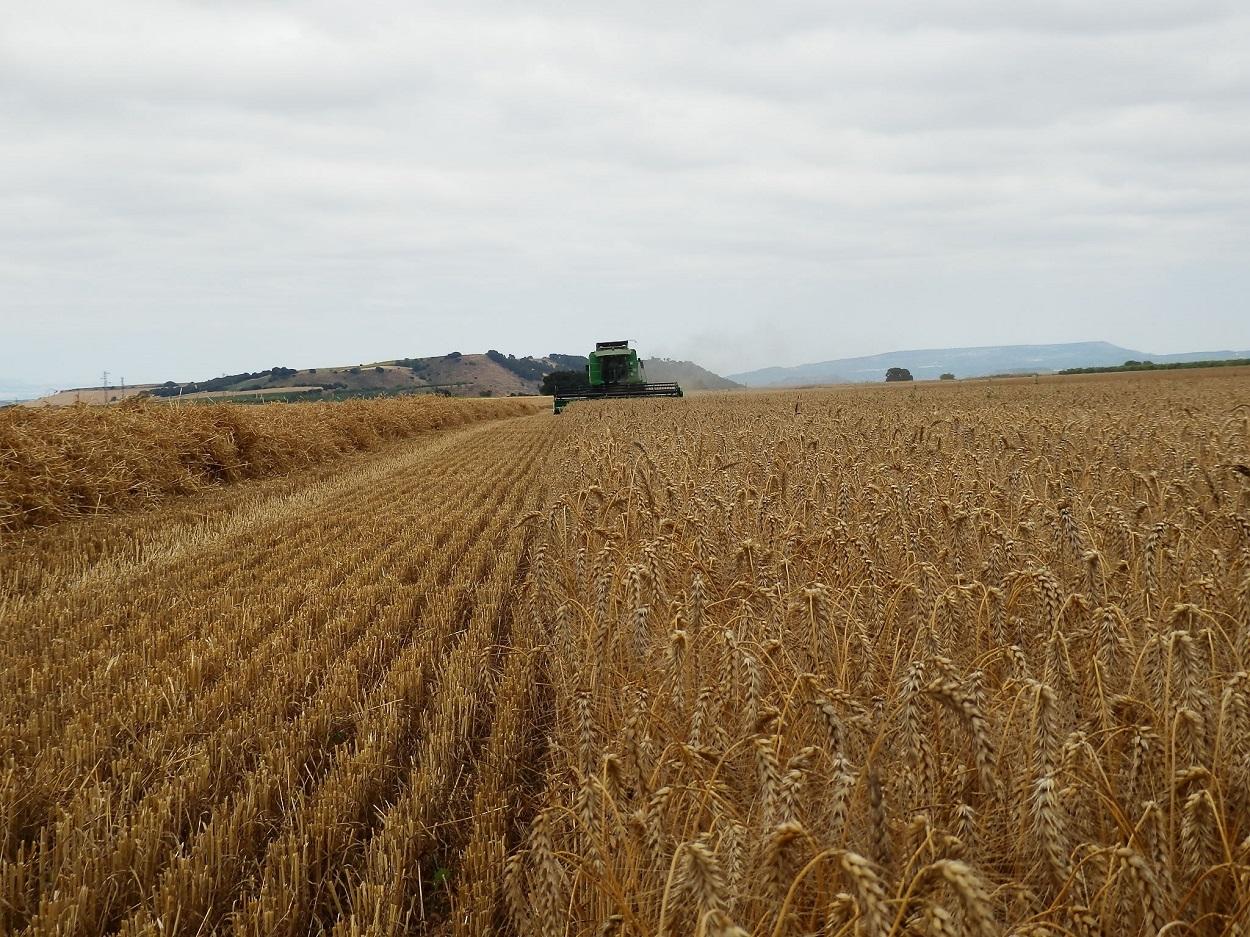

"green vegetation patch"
[1059,358,1250,375]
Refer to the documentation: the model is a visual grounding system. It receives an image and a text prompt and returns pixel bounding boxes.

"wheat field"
[2,374,1248,936]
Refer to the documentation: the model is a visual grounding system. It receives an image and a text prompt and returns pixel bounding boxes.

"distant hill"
[529,355,739,391]
[23,349,738,405]
[141,352,569,402]
[727,342,1250,386]
[642,358,740,391]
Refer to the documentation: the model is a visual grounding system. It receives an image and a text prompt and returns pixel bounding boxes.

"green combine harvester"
[553,340,684,413]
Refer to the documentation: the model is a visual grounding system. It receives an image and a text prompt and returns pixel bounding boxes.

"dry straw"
[5,374,1250,936]
[0,394,539,533]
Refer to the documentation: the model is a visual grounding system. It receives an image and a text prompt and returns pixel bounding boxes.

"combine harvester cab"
[553,340,683,413]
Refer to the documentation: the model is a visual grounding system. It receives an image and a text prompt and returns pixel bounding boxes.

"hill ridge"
[728,341,1250,386]
[21,349,739,405]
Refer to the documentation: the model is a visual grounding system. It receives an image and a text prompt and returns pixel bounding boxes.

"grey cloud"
[1,0,1248,385]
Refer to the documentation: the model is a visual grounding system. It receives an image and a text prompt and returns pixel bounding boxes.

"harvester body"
[553,340,683,413]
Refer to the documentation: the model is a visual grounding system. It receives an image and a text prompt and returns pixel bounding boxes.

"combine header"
[553,341,684,413]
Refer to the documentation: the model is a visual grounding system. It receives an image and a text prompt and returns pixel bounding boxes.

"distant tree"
[349,366,362,375]
[939,372,955,381]
[445,352,462,360]
[1059,357,1250,375]
[479,389,493,397]
[374,366,384,373]
[541,370,590,396]
[885,367,914,382]
[549,353,590,370]
[487,349,547,382]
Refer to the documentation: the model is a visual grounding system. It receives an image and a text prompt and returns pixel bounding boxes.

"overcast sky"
[3,0,1249,389]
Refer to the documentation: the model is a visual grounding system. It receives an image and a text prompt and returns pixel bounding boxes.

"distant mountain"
[727,342,1250,386]
[538,355,739,391]
[21,350,739,406]
[642,358,740,391]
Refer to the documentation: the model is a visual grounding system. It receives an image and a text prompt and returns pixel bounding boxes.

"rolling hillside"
[23,350,739,405]
[535,355,741,391]
[641,357,740,390]
[728,341,1250,386]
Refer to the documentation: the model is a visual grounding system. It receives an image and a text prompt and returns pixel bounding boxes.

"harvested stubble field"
[1,373,1249,936]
